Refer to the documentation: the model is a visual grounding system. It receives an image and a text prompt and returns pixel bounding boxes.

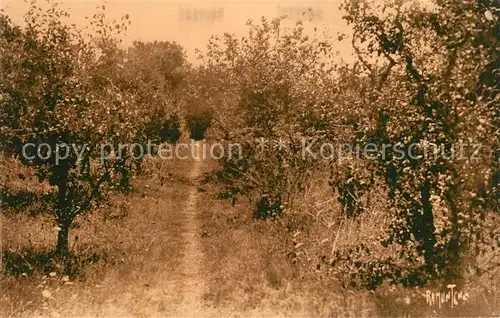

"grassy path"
[1,141,215,317]
[2,140,305,317]
[2,140,496,317]
[171,141,208,316]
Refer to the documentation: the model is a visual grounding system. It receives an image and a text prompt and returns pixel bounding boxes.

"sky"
[1,0,354,63]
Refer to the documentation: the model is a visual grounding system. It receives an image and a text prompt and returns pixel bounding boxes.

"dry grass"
[1,152,196,317]
[1,146,498,317]
[196,174,378,316]
[196,163,499,317]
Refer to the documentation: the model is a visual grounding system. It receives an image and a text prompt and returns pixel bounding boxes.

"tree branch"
[72,169,110,217]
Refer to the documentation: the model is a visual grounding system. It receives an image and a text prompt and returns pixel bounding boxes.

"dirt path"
[171,140,208,316]
[139,140,213,317]
[12,140,287,317]
[18,141,212,317]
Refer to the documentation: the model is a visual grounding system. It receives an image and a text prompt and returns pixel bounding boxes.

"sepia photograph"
[0,0,498,316]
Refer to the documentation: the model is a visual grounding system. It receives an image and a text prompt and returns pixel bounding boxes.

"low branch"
[72,169,110,217]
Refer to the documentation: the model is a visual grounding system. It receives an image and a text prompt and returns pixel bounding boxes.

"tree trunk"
[55,159,71,256]
[419,179,437,274]
[445,174,462,280]
[56,221,70,256]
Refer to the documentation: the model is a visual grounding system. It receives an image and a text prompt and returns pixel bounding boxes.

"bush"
[198,18,342,217]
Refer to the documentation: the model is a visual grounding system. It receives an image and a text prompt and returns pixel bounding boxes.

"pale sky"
[1,0,353,63]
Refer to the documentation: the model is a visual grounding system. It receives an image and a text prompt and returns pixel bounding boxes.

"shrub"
[198,18,343,216]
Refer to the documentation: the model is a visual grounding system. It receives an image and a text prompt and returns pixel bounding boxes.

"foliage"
[0,2,155,254]
[123,40,187,144]
[329,0,499,287]
[180,66,216,140]
[198,0,498,290]
[200,17,345,215]
[0,0,497,300]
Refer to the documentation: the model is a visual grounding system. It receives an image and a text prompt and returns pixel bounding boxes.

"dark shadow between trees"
[2,248,102,278]
[0,187,55,216]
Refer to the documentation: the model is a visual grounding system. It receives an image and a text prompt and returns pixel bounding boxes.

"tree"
[0,2,152,255]
[337,0,499,286]
[181,66,216,140]
[123,41,187,145]
[198,17,343,216]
